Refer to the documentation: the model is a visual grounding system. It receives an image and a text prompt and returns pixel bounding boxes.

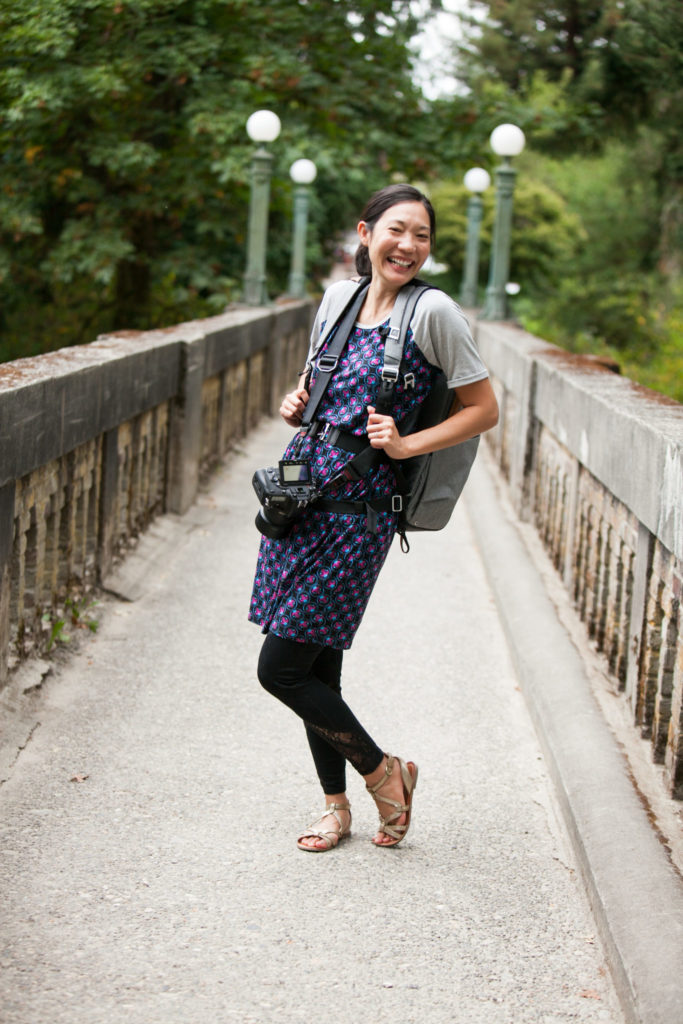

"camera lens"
[255,507,294,540]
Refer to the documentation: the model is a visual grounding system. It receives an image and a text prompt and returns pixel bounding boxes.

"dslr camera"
[253,460,318,539]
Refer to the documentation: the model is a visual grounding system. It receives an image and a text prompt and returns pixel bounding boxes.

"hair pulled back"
[354,184,436,278]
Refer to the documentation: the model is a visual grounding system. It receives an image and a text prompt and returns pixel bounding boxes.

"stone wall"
[0,301,313,684]
[3,301,681,799]
[476,319,683,798]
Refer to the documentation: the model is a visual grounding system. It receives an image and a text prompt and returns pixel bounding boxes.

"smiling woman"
[250,183,498,855]
[354,187,435,321]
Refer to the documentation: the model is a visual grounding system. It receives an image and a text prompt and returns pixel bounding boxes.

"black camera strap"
[300,278,370,429]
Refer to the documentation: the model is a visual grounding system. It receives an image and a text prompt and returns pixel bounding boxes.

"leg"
[304,645,347,795]
[258,632,384,851]
[258,632,384,777]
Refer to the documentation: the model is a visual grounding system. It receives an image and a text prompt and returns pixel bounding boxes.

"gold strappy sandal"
[297,802,352,853]
[366,754,418,847]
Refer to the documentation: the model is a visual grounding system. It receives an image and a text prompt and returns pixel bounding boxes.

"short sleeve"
[410,289,489,388]
[306,279,359,364]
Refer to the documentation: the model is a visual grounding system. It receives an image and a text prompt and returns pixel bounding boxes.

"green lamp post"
[481,123,525,320]
[288,158,317,299]
[459,167,491,309]
[243,109,281,306]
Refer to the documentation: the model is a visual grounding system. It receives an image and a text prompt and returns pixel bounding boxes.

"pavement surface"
[1,415,681,1024]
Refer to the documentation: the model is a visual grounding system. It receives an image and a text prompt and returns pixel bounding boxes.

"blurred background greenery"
[1,0,680,400]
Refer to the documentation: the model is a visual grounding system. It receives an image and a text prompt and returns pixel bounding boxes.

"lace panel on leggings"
[305,721,383,777]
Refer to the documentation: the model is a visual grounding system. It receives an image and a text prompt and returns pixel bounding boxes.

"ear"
[357,220,372,246]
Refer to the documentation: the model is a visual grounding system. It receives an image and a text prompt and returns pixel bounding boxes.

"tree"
[459,0,614,92]
[429,174,584,294]
[0,0,441,357]
[594,0,683,277]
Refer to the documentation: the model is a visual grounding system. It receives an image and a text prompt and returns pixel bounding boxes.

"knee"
[257,644,279,695]
[257,637,297,697]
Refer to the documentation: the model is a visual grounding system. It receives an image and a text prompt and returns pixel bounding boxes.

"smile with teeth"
[388,256,413,268]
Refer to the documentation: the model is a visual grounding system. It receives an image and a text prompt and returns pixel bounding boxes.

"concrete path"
[0,414,668,1024]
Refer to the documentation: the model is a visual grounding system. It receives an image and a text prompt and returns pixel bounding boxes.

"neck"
[359,280,401,323]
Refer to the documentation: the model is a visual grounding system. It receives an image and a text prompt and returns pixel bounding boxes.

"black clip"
[381,366,399,383]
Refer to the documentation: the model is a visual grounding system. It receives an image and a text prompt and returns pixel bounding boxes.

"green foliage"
[461,0,612,90]
[0,0,440,358]
[42,595,99,653]
[517,277,683,403]
[43,613,70,652]
[428,173,584,293]
[440,0,682,402]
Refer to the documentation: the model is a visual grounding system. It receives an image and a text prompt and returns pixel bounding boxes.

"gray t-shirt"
[308,279,488,389]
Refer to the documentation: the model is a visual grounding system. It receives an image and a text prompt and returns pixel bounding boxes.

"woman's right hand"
[279,386,309,427]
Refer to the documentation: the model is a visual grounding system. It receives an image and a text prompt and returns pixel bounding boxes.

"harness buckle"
[317,354,338,373]
[391,494,404,513]
[404,372,415,390]
[381,366,399,383]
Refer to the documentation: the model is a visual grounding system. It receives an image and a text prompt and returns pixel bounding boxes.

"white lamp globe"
[463,167,491,193]
[490,123,526,157]
[246,110,281,143]
[290,159,317,185]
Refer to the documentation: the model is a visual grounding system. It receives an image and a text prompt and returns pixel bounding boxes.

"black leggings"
[257,632,384,794]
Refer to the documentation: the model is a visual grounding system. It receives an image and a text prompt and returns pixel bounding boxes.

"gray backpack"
[305,278,479,545]
[381,283,480,534]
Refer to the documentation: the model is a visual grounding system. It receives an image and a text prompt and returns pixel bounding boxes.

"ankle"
[323,793,349,811]
[363,755,390,791]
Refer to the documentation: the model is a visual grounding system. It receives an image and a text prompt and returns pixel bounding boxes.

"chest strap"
[314,494,403,535]
[302,421,367,453]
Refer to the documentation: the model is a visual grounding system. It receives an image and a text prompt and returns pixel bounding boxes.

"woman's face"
[358,201,432,290]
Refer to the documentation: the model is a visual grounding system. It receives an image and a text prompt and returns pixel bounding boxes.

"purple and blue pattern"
[248,320,437,649]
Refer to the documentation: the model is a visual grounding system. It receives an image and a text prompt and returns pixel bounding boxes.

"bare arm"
[366,377,498,460]
[279,373,310,427]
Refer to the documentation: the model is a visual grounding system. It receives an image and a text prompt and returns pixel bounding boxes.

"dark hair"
[354,184,436,277]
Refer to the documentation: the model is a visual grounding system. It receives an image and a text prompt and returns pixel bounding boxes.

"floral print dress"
[248,318,439,649]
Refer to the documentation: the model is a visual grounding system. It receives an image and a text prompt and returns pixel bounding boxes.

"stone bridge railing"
[1,301,681,800]
[0,301,313,688]
[476,319,683,799]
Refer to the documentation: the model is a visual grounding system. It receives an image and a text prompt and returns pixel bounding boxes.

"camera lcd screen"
[279,460,311,485]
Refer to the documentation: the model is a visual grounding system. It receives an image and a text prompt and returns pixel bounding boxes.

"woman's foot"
[364,754,418,847]
[297,798,352,852]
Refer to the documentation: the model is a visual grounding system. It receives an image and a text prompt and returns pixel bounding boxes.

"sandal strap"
[366,754,395,797]
[366,755,416,840]
[300,803,351,839]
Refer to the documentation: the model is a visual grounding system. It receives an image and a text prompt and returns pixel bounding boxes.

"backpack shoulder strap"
[301,278,370,428]
[308,278,369,362]
[374,281,433,413]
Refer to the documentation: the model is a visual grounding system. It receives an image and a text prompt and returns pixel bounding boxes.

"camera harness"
[298,277,432,547]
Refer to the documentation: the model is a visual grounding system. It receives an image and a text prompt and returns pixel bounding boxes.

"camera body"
[253,460,318,539]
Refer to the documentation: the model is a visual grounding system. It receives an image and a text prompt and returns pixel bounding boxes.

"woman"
[249,184,498,852]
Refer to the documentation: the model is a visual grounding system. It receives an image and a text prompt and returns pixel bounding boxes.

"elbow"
[483,395,499,433]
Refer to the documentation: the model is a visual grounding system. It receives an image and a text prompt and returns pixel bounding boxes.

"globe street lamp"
[481,123,525,320]
[288,158,317,298]
[243,109,281,306]
[459,167,491,308]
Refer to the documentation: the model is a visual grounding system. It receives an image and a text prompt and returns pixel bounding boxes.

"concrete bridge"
[1,296,682,1023]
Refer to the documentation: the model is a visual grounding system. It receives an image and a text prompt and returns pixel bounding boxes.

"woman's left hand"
[366,406,407,459]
